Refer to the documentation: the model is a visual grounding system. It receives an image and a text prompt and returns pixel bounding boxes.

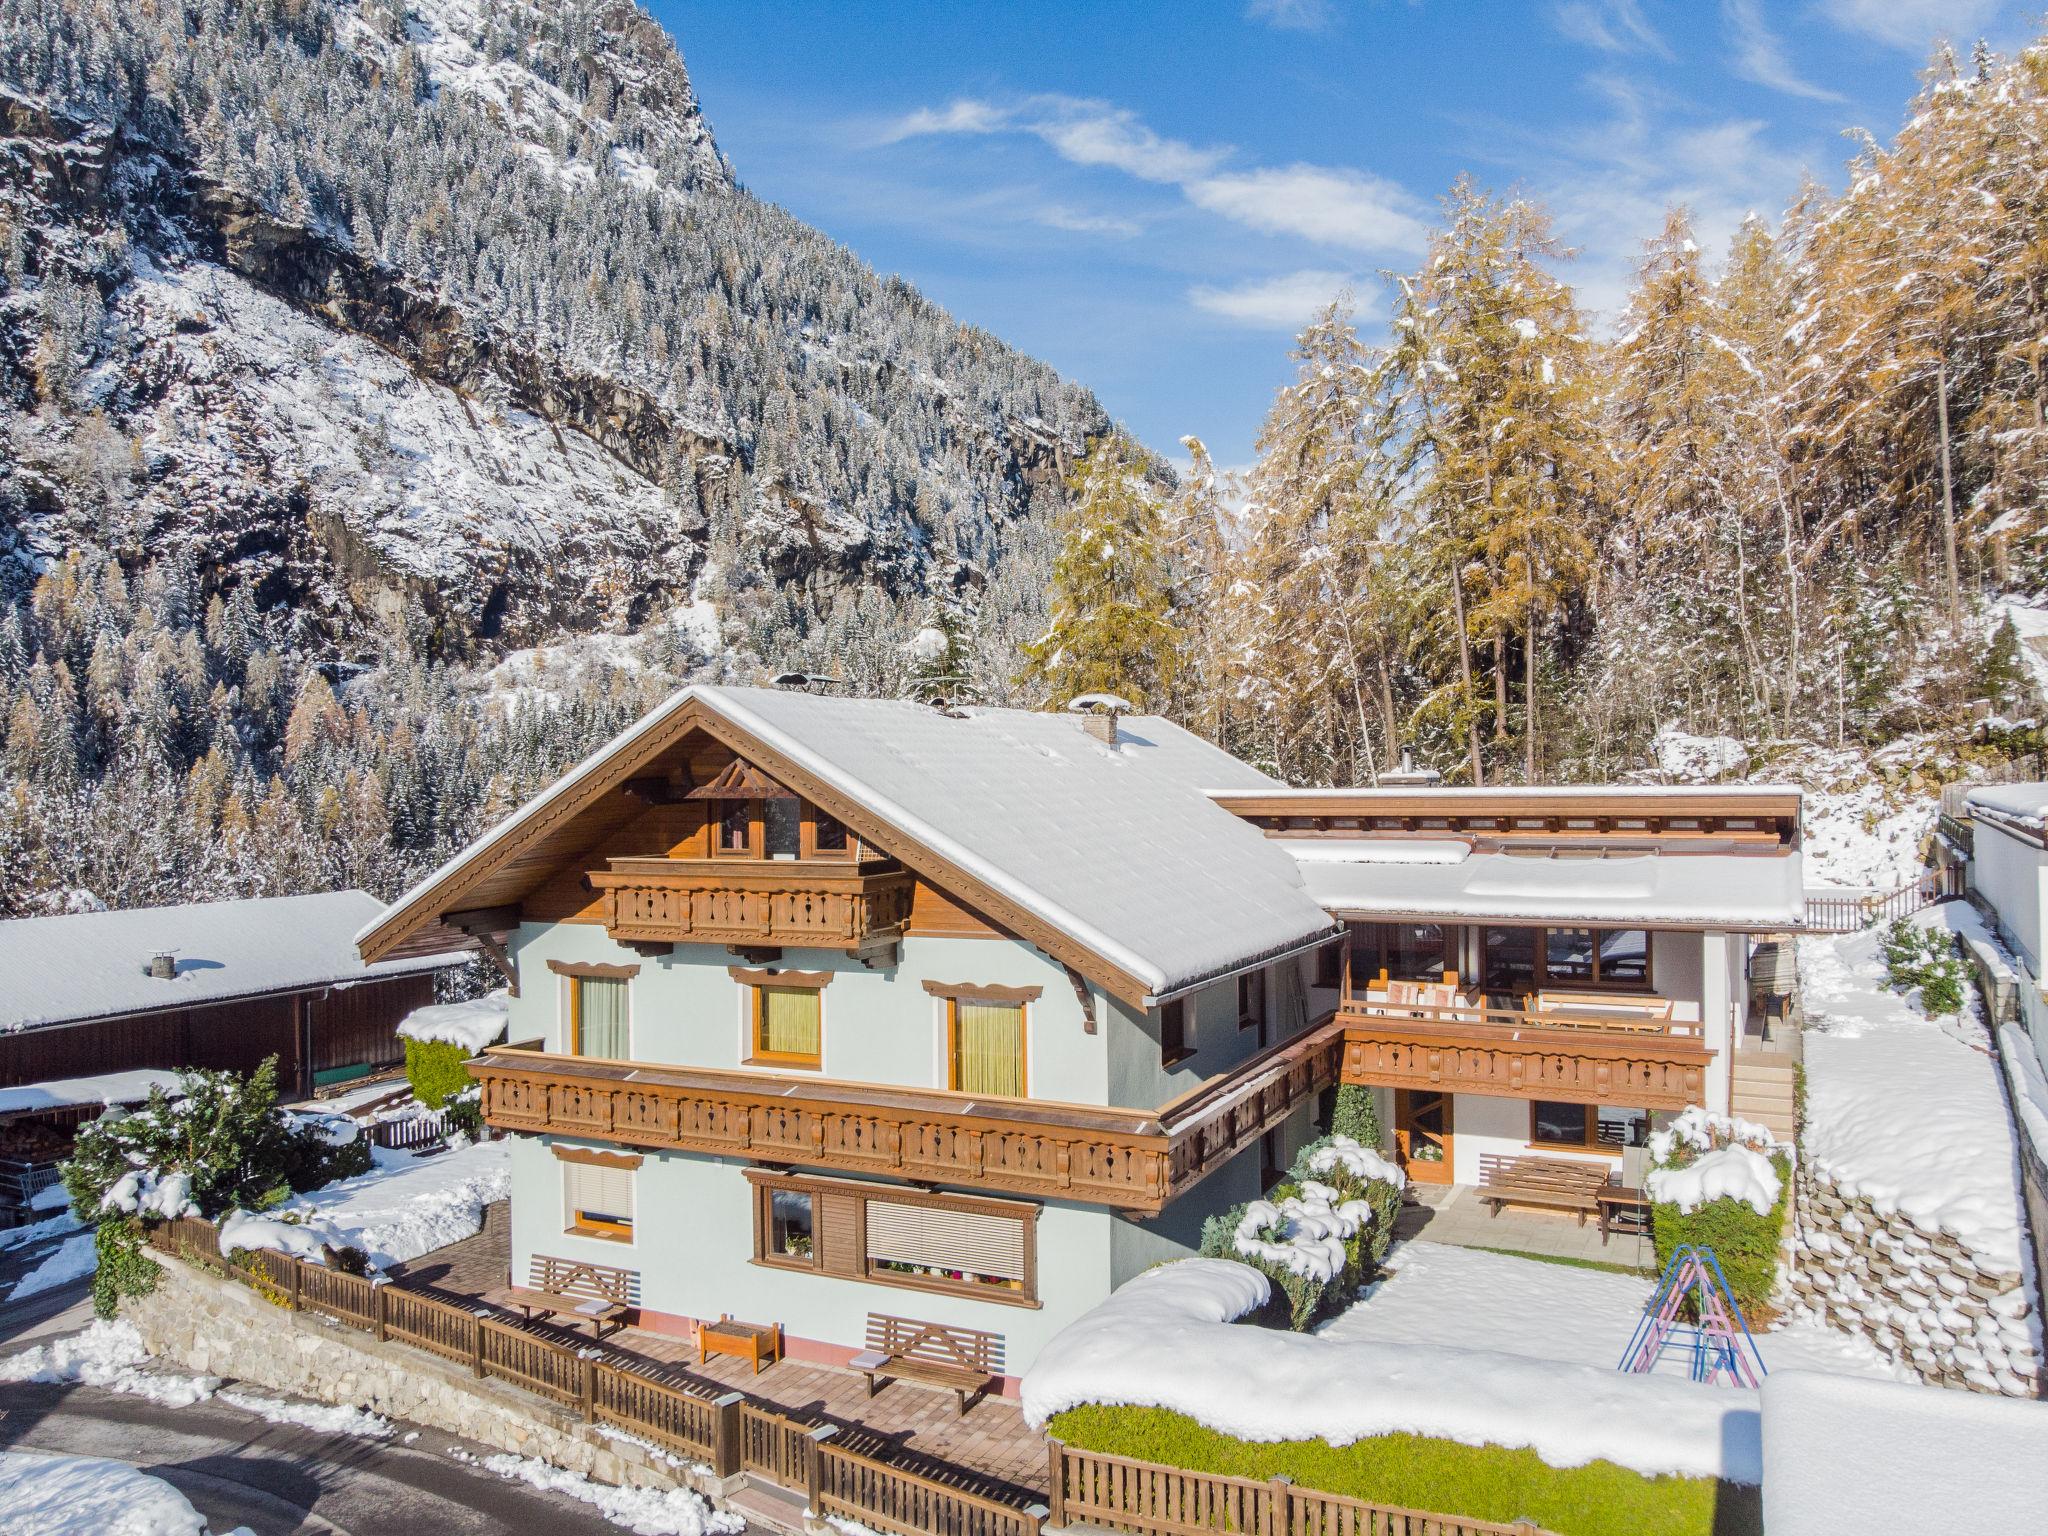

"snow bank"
[1652,724,1748,782]
[1647,1104,1783,1161]
[1021,1258,1771,1481]
[455,1449,741,1535]
[7,1229,96,1300]
[0,1452,209,1536]
[0,1319,217,1407]
[1761,1369,2048,1533]
[219,1207,353,1265]
[216,1389,391,1439]
[1799,905,2028,1272]
[1646,1144,1782,1216]
[287,1135,509,1267]
[0,1069,180,1116]
[396,989,510,1053]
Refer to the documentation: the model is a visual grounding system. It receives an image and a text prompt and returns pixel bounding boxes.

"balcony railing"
[588,857,915,951]
[470,1023,1341,1215]
[1334,990,1712,1110]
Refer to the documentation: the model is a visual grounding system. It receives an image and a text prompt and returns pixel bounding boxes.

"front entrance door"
[1395,1089,1455,1184]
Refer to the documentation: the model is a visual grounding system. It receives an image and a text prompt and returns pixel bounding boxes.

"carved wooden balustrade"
[471,1022,1343,1216]
[589,857,915,950]
[1334,998,1712,1110]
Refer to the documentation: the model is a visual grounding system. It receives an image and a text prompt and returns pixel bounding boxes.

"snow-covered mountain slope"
[0,0,1108,653]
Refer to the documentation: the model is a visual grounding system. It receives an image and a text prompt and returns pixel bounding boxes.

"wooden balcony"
[588,857,915,952]
[469,1024,1342,1216]
[1335,995,1712,1110]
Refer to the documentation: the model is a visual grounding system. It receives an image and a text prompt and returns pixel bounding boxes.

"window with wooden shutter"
[565,1161,635,1240]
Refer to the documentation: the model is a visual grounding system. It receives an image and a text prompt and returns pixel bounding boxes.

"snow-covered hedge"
[1647,1107,1791,1310]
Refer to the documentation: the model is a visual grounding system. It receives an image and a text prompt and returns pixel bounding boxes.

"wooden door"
[1395,1089,1455,1185]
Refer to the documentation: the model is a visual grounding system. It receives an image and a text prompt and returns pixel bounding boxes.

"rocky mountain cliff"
[0,0,1108,657]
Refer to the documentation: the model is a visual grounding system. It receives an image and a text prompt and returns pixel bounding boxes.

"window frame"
[746,1169,1041,1308]
[1160,996,1193,1068]
[803,806,856,860]
[1237,969,1267,1033]
[732,966,833,1071]
[713,798,758,858]
[547,960,639,1060]
[557,1147,640,1244]
[1526,1100,1647,1156]
[1348,921,1453,988]
[944,995,1029,1097]
[1479,925,1655,995]
[759,1185,818,1271]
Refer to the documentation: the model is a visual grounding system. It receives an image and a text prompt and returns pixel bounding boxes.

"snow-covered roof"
[0,892,466,1034]
[694,687,1335,999]
[1964,782,2048,834]
[362,686,1337,1003]
[0,1069,182,1119]
[1277,838,1805,928]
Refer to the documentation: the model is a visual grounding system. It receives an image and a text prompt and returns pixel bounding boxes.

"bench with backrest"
[851,1313,1003,1415]
[1529,990,1676,1031]
[1475,1154,1614,1225]
[483,1255,637,1337]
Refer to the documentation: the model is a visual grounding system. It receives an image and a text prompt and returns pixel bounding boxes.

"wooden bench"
[1475,1155,1613,1226]
[852,1313,1003,1415]
[483,1255,636,1338]
[1530,990,1675,1031]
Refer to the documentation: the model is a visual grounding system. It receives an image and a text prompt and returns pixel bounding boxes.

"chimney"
[147,952,177,980]
[1080,710,1118,746]
[1066,693,1131,746]
[1377,750,1444,787]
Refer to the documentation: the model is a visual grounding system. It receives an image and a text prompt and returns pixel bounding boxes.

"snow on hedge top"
[1799,903,2029,1271]
[1022,1258,1773,1480]
[0,1069,180,1117]
[0,892,465,1034]
[1965,781,2048,830]
[397,989,510,1053]
[1646,1145,1782,1216]
[1761,1369,2048,1533]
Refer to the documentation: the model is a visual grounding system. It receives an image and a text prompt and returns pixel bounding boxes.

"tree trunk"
[1449,556,1483,785]
[1376,654,1399,765]
[1493,630,1509,740]
[1769,459,1801,736]
[1524,605,1538,783]
[1936,355,1962,637]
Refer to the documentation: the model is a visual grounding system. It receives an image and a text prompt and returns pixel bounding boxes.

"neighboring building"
[1961,786,2048,974]
[358,685,1805,1381]
[0,891,466,1098]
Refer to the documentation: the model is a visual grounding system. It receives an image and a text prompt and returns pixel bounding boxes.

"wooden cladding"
[472,1023,1339,1216]
[551,1144,644,1170]
[1336,1011,1711,1111]
[590,858,914,951]
[546,959,642,980]
[919,981,1043,1003]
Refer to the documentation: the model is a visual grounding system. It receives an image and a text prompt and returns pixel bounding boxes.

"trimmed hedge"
[1049,1404,1745,1536]
[404,1037,475,1110]
[1650,1148,1791,1315]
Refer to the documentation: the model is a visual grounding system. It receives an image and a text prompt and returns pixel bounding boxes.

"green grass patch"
[1050,1404,1757,1536]
[1466,1246,1656,1278]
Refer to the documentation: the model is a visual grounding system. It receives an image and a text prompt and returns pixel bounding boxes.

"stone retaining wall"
[123,1255,749,1513]
[1788,1164,2042,1397]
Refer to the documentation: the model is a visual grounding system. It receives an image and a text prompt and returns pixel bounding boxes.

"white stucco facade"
[1971,818,2048,975]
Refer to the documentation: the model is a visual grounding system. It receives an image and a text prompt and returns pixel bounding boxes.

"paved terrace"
[386,1203,1050,1500]
[1390,1184,1657,1270]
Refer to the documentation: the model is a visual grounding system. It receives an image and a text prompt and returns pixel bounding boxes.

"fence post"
[804,1424,837,1518]
[1044,1439,1066,1530]
[712,1392,743,1479]
[580,1356,596,1422]
[1262,1474,1291,1536]
[373,1281,388,1342]
[470,1317,486,1379]
[288,1258,302,1312]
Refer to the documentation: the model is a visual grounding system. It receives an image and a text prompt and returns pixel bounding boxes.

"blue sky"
[656,1,2038,468]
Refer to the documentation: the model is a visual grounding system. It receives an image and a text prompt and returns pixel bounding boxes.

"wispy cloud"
[880,94,1426,255]
[1189,269,1357,328]
[1821,0,2001,52]
[1034,205,1143,238]
[1245,0,1338,32]
[1551,0,1671,58]
[1724,0,1845,102]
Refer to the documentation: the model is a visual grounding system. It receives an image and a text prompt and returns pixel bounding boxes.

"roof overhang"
[1209,784,1804,821]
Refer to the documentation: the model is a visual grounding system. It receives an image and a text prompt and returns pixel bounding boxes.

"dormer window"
[811,811,850,857]
[718,799,753,856]
[765,795,801,860]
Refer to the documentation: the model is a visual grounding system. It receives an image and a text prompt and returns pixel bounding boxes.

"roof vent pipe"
[147,952,177,980]
[1066,692,1133,746]
[1376,750,1444,787]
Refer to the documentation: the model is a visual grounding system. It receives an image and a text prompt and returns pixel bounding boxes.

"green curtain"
[761,986,821,1059]
[957,1000,1024,1096]
[576,977,629,1058]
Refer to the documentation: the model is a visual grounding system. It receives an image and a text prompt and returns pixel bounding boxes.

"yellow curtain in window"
[956,1000,1024,1097]
[761,986,820,1059]
[576,978,629,1058]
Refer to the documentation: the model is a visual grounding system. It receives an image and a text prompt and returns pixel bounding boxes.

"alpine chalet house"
[356,685,1804,1383]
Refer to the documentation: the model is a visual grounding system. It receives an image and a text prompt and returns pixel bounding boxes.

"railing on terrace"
[1802,870,1956,934]
[1336,993,1704,1038]
[1047,1441,1555,1536]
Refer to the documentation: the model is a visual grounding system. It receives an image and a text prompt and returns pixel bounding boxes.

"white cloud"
[1188,269,1358,328]
[881,99,1012,142]
[1030,101,1227,183]
[1034,205,1143,237]
[1821,0,2002,52]
[1187,164,1431,254]
[1724,0,1846,102]
[1552,0,1672,58]
[1246,0,1338,31]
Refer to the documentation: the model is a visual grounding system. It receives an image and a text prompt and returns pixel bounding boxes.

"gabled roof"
[356,686,1338,1006]
[0,891,466,1034]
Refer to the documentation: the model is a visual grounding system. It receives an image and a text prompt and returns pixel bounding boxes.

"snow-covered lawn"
[0,1451,217,1536]
[1318,1241,1903,1382]
[1799,905,2028,1276]
[266,1136,509,1270]
[1761,1368,2048,1532]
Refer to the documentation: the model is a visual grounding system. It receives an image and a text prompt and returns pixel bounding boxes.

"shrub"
[1328,1082,1384,1151]
[404,1037,475,1110]
[1880,918,1966,1017]
[89,1217,159,1320]
[1646,1108,1790,1314]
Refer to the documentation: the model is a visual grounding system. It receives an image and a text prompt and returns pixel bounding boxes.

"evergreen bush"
[404,1037,476,1110]
[1879,918,1966,1017]
[1649,1149,1791,1315]
[1329,1082,1385,1151]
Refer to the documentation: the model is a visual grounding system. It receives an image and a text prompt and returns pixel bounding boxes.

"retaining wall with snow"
[123,1255,730,1503]
[1788,1166,2041,1398]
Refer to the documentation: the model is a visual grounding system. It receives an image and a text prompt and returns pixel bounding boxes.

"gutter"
[1140,927,1342,1009]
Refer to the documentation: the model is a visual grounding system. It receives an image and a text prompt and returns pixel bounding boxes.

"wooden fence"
[366,1113,448,1153]
[145,1216,1036,1536]
[1047,1442,1554,1536]
[1803,869,1956,934]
